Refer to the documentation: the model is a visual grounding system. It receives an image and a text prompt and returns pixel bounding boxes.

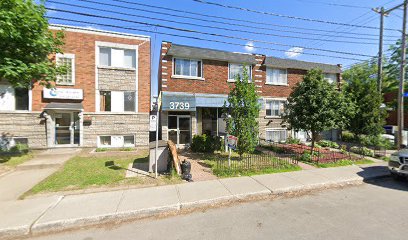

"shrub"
[191,134,222,153]
[350,146,374,157]
[300,153,311,162]
[342,131,355,142]
[9,143,29,154]
[286,137,301,144]
[358,135,392,149]
[318,140,339,148]
[95,148,108,152]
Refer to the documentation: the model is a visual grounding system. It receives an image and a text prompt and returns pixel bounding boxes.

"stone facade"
[82,113,149,148]
[0,112,47,149]
[98,67,137,91]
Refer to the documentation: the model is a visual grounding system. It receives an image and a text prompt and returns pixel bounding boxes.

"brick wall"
[32,29,151,113]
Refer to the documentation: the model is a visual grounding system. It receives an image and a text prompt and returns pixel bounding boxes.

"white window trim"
[98,135,112,147]
[264,98,287,118]
[172,57,204,80]
[265,128,288,142]
[96,41,137,70]
[56,53,75,86]
[95,41,139,113]
[265,67,288,86]
[123,135,135,147]
[227,63,252,82]
[0,85,32,112]
[324,73,337,84]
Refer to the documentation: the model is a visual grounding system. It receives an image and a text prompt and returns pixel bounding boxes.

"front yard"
[0,151,34,175]
[26,150,181,196]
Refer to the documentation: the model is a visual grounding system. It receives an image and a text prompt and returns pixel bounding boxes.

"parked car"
[389,149,408,180]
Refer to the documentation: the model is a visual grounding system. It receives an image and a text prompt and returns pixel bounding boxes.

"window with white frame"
[266,68,287,85]
[265,99,285,117]
[173,58,202,77]
[266,129,287,142]
[99,91,136,112]
[99,47,136,68]
[228,63,252,81]
[56,54,75,85]
[99,136,111,146]
[124,135,135,146]
[324,73,337,84]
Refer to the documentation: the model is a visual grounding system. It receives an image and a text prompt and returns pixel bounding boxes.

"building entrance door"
[54,112,80,146]
[168,115,191,146]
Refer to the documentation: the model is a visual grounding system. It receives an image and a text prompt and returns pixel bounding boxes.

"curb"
[0,172,390,240]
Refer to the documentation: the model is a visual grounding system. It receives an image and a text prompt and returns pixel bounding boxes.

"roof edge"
[49,24,150,41]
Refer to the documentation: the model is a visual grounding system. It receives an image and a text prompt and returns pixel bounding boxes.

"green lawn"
[314,159,374,168]
[0,153,33,167]
[201,151,301,178]
[27,152,181,195]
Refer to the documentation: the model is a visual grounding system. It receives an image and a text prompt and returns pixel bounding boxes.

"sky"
[43,0,406,97]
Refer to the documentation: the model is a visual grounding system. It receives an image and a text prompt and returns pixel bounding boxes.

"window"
[0,85,29,111]
[99,47,136,68]
[56,54,75,85]
[15,88,29,111]
[173,58,202,77]
[266,129,287,142]
[265,100,285,117]
[100,91,111,112]
[99,136,111,146]
[124,91,136,112]
[324,73,337,84]
[124,135,135,146]
[266,68,287,85]
[228,63,252,81]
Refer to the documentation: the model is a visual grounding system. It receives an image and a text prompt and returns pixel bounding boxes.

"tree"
[343,61,387,137]
[0,0,65,88]
[224,66,260,157]
[282,69,354,155]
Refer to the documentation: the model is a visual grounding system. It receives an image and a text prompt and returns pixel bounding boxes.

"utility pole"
[398,0,407,149]
[373,7,386,93]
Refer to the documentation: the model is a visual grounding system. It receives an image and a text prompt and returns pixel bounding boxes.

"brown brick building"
[0,25,151,149]
[158,42,341,146]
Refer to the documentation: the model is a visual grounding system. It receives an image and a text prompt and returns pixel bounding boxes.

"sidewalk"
[0,148,80,202]
[0,162,390,240]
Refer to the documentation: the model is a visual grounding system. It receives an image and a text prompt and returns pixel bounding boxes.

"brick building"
[158,42,341,146]
[0,25,151,149]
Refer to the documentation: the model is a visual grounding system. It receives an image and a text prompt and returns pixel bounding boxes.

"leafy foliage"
[317,140,339,148]
[342,61,387,137]
[282,68,354,154]
[350,146,374,157]
[224,66,260,157]
[0,0,65,88]
[190,134,222,153]
[286,137,301,144]
[341,131,356,142]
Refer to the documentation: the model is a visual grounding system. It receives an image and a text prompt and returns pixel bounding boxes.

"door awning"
[161,92,228,111]
[43,102,84,111]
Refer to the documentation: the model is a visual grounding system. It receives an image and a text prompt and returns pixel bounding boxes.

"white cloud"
[244,41,255,52]
[285,47,304,58]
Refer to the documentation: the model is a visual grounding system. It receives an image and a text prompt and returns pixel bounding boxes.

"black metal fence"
[215,151,298,172]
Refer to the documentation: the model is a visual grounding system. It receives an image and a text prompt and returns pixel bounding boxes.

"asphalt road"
[33,178,408,240]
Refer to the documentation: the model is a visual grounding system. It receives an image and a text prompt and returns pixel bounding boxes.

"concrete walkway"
[0,148,80,202]
[0,162,390,240]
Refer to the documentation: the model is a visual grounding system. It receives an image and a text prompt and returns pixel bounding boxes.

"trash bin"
[181,160,193,182]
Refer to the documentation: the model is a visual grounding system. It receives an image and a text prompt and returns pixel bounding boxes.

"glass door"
[55,112,80,146]
[167,115,191,146]
[55,113,72,145]
[178,116,191,145]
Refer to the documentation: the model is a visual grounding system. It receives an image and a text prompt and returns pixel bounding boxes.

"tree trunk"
[310,131,315,162]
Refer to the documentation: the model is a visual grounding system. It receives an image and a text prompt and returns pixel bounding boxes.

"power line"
[192,0,399,31]
[295,0,371,9]
[45,7,377,58]
[47,16,370,61]
[54,0,396,42]
[104,0,398,38]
